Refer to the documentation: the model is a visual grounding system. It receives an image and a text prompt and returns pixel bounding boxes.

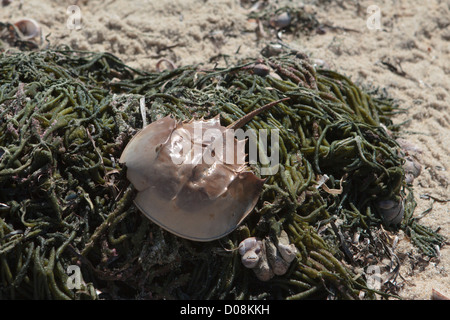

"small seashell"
[255,19,267,40]
[261,43,284,57]
[14,18,41,40]
[403,156,421,184]
[2,0,13,6]
[269,12,291,29]
[404,173,415,185]
[376,199,404,227]
[252,241,274,281]
[155,58,176,72]
[242,246,261,269]
[239,232,297,280]
[311,58,331,70]
[239,237,262,269]
[248,1,264,13]
[276,230,297,263]
[265,238,290,276]
[431,289,450,300]
[238,237,259,256]
[252,63,270,77]
[396,138,422,156]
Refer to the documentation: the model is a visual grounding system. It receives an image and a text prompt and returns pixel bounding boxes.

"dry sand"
[1,0,448,299]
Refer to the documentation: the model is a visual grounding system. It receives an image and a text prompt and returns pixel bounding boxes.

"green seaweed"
[0,48,445,300]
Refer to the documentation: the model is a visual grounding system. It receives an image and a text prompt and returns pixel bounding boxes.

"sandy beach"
[1,0,448,299]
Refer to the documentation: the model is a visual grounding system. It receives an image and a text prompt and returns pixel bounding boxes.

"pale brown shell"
[403,156,422,184]
[14,18,41,40]
[238,232,298,281]
[239,237,262,269]
[269,12,291,29]
[119,115,265,241]
[276,230,297,263]
[265,239,290,276]
[252,240,274,281]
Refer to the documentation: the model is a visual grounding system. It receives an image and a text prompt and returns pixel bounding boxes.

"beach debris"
[119,99,288,241]
[251,63,271,76]
[14,18,41,41]
[239,231,298,281]
[248,4,319,38]
[269,12,291,29]
[275,230,297,264]
[396,138,423,156]
[375,198,405,227]
[239,237,263,268]
[155,58,176,72]
[395,138,422,184]
[403,156,422,184]
[431,289,450,300]
[261,42,284,57]
[2,0,13,7]
[0,47,445,299]
[316,173,346,195]
[311,58,331,69]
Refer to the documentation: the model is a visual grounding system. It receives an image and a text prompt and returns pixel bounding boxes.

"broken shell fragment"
[276,230,297,263]
[376,199,404,227]
[403,156,422,184]
[2,0,13,7]
[261,43,284,57]
[238,237,272,281]
[269,12,291,29]
[396,138,422,156]
[252,63,271,77]
[119,115,265,241]
[238,237,259,256]
[254,257,274,281]
[14,18,41,40]
[242,249,261,269]
[239,237,262,269]
[238,233,297,281]
[265,238,290,276]
[252,241,274,282]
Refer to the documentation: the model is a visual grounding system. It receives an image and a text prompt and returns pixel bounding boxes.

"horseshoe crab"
[119,98,289,241]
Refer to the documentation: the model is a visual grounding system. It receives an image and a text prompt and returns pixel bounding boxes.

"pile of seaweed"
[0,46,445,300]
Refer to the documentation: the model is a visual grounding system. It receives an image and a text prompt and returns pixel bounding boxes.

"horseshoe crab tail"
[227,97,290,130]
